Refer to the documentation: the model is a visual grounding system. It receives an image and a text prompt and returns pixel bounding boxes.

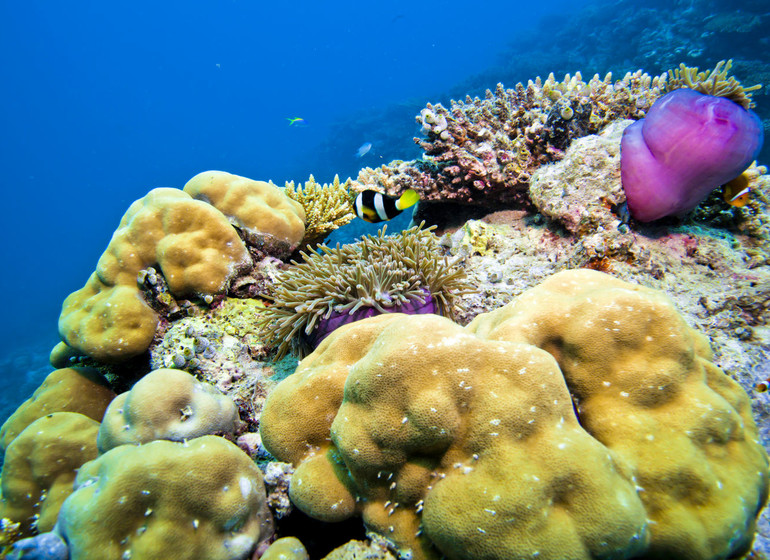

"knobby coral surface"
[260,269,768,560]
[11,436,274,560]
[0,367,114,451]
[97,368,239,452]
[58,188,252,363]
[184,170,306,258]
[0,412,100,537]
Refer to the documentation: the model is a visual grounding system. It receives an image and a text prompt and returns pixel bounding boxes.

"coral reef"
[0,412,100,536]
[9,436,274,560]
[184,170,306,259]
[257,224,473,359]
[148,297,293,430]
[529,119,629,235]
[354,69,664,209]
[353,60,763,225]
[96,368,239,452]
[259,270,768,560]
[0,367,114,451]
[53,170,311,368]
[284,175,356,250]
[57,187,252,363]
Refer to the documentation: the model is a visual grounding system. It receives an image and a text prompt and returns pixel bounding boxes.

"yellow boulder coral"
[184,170,306,257]
[260,536,309,560]
[260,270,768,560]
[58,187,251,363]
[0,367,114,451]
[97,368,239,452]
[55,436,273,560]
[0,412,100,536]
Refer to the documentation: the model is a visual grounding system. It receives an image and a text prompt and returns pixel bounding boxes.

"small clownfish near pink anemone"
[755,378,770,393]
[354,188,419,223]
[723,172,751,207]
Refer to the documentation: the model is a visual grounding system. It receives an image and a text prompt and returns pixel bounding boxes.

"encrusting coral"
[259,269,769,560]
[257,224,473,359]
[284,174,356,250]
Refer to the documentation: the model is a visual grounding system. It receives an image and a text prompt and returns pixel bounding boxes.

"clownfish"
[354,189,419,223]
[723,172,751,207]
[756,379,770,393]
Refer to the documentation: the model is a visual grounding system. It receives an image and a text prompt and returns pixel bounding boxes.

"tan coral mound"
[184,170,306,257]
[0,412,100,536]
[260,269,769,560]
[97,368,239,452]
[56,435,273,560]
[58,187,251,362]
[0,367,114,451]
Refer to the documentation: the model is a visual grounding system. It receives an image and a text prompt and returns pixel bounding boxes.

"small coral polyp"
[257,224,473,359]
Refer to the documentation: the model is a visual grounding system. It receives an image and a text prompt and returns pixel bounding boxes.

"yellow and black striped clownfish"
[354,189,419,223]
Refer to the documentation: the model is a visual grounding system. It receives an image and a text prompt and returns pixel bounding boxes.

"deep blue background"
[1,1,589,361]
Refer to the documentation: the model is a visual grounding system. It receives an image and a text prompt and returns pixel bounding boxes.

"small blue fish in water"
[286,117,306,126]
[356,142,372,158]
[354,189,419,223]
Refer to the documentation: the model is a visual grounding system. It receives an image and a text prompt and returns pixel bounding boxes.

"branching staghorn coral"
[355,69,667,207]
[284,174,356,250]
[356,61,761,212]
[257,224,473,359]
[666,59,762,109]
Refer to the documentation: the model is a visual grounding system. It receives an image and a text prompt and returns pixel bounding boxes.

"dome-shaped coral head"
[620,88,763,222]
[257,223,472,359]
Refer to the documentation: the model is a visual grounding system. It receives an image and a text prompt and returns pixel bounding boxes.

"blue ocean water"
[0,0,591,407]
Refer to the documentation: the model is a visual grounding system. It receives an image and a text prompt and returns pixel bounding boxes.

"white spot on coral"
[239,477,252,499]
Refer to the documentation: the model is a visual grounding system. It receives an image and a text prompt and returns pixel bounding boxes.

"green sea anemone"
[257,223,474,359]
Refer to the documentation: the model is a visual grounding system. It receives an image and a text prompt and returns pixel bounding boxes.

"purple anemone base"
[307,288,437,348]
[620,88,763,222]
